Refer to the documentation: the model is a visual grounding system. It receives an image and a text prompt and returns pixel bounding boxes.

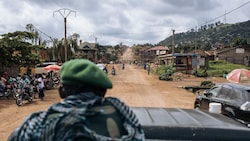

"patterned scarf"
[8,92,145,141]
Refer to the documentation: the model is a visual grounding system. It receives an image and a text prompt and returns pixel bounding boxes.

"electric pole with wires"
[53,8,76,62]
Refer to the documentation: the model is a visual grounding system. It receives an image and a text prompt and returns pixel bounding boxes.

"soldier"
[8,59,144,141]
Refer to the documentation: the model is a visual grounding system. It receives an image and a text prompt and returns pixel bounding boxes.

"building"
[141,46,169,63]
[215,45,250,66]
[158,53,197,74]
[78,41,98,62]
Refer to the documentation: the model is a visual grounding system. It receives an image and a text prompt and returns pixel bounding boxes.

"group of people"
[0,72,45,100]
[7,59,145,141]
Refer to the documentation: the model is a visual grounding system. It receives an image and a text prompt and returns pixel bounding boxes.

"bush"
[156,65,175,81]
[194,69,208,77]
[200,80,215,87]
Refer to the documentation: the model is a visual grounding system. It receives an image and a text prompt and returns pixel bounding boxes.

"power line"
[53,8,76,62]
[176,0,250,32]
[202,1,250,26]
[93,1,250,39]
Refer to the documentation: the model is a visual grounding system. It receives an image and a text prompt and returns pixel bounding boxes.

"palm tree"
[26,24,34,32]
[67,33,80,59]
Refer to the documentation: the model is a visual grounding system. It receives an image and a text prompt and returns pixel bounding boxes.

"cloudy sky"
[0,0,250,46]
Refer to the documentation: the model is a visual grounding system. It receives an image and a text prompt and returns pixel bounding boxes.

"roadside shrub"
[200,80,215,87]
[156,65,175,81]
[156,65,175,75]
[194,69,208,77]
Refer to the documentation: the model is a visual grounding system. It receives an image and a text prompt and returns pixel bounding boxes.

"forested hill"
[158,20,250,50]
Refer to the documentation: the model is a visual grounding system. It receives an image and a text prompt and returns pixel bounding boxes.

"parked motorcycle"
[0,87,8,98]
[45,78,55,90]
[0,78,17,99]
[52,77,60,88]
[6,79,18,99]
[15,85,33,106]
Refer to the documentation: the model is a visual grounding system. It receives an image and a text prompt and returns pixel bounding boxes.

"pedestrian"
[37,74,45,100]
[111,66,116,75]
[8,59,145,141]
[122,63,125,69]
[147,65,150,75]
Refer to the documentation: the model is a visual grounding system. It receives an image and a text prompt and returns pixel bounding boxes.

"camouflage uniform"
[8,92,144,141]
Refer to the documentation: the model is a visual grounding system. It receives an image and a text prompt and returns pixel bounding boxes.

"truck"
[132,107,250,140]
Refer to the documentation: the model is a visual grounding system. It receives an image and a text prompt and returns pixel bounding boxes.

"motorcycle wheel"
[12,93,17,100]
[16,96,23,106]
[5,90,11,99]
[10,90,17,100]
[28,96,32,102]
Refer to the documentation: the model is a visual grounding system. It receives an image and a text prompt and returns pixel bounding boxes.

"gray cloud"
[0,0,249,46]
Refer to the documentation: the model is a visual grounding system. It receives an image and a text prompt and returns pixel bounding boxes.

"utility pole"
[172,29,175,66]
[195,26,197,53]
[53,8,76,62]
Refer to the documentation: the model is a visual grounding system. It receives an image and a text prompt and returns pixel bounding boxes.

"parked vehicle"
[0,87,8,98]
[194,83,250,125]
[5,78,18,99]
[44,78,55,90]
[35,62,58,74]
[15,83,33,106]
[52,76,60,88]
[0,77,18,99]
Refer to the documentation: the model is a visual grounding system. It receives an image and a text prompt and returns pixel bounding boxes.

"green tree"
[0,31,42,68]
[232,38,248,46]
[67,33,80,60]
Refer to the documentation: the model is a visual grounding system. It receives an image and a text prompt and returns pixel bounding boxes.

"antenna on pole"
[53,8,76,62]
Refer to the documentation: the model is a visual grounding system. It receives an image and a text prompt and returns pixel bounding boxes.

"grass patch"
[207,60,250,77]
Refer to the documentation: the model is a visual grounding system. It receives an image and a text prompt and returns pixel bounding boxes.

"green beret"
[60,59,112,89]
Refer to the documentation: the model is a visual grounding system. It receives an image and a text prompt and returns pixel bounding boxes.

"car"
[194,83,250,125]
[132,107,250,140]
[35,62,58,74]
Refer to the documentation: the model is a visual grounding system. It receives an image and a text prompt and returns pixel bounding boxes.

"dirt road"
[0,48,228,140]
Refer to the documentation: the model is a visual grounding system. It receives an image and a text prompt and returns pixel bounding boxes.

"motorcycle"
[0,80,17,99]
[112,68,116,75]
[0,87,8,98]
[45,78,55,90]
[15,85,33,106]
[52,77,60,88]
[6,79,18,99]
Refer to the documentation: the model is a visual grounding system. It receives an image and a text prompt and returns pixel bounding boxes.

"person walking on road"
[8,59,145,141]
[111,66,116,75]
[147,64,150,75]
[122,63,125,69]
[37,74,45,100]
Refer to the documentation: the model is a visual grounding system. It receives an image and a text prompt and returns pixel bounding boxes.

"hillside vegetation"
[158,20,250,51]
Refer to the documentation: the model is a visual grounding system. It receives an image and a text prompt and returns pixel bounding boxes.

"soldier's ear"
[58,86,66,98]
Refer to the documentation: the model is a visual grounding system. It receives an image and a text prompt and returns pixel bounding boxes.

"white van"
[35,62,58,74]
